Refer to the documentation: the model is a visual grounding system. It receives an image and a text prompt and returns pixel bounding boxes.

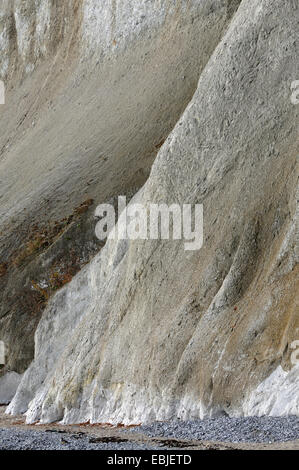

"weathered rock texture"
[0,372,22,405]
[6,0,298,423]
[0,0,240,375]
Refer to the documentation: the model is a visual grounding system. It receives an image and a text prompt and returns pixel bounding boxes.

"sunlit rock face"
[0,0,240,375]
[6,0,298,424]
[243,365,299,417]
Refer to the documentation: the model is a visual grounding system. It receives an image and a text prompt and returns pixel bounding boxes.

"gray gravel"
[1,416,298,449]
[0,428,149,451]
[133,416,299,444]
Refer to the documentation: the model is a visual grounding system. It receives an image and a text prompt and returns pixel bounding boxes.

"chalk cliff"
[1,0,298,422]
[0,0,239,376]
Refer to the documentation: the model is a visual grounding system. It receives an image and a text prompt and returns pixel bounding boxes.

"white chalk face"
[291,80,299,105]
[0,80,4,104]
[0,340,5,365]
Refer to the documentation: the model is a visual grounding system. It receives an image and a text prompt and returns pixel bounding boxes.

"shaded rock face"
[0,0,240,374]
[0,372,22,405]
[6,0,298,424]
